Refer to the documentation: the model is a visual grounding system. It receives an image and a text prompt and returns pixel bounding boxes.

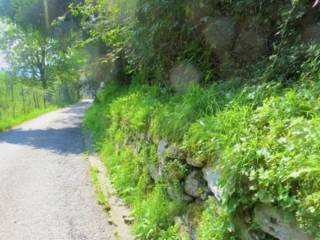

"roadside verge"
[0,106,57,132]
[82,130,134,240]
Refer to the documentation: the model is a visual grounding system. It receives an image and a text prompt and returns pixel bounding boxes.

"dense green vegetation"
[0,72,53,131]
[81,0,320,239]
[0,0,85,130]
[85,57,320,239]
[2,0,320,239]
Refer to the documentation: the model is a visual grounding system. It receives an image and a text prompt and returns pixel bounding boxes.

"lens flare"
[170,63,200,91]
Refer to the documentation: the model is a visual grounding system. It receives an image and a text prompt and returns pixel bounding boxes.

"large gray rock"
[302,23,320,43]
[149,139,184,182]
[165,144,181,159]
[202,167,223,202]
[234,30,267,63]
[147,164,162,182]
[186,2,214,28]
[169,63,200,92]
[184,170,207,199]
[159,140,182,160]
[186,155,205,168]
[174,216,192,240]
[147,139,168,181]
[167,183,193,203]
[234,216,258,240]
[254,204,313,240]
[157,139,168,162]
[203,16,235,57]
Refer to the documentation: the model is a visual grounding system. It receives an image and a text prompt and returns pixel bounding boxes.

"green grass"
[85,79,320,239]
[84,47,320,239]
[197,197,235,240]
[0,106,58,132]
[90,166,110,211]
[0,72,79,133]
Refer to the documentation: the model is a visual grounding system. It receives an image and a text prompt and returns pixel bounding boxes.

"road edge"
[82,129,135,240]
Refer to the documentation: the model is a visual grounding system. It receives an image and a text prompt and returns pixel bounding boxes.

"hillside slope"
[85,66,320,239]
[82,1,320,239]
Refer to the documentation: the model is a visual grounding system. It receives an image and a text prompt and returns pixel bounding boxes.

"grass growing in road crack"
[90,166,110,212]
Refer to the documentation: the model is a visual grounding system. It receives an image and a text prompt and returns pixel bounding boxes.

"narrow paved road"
[0,101,115,240]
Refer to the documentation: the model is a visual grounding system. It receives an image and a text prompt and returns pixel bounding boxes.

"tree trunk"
[39,47,47,106]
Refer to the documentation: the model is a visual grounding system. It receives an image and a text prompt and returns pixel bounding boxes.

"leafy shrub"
[197,197,236,240]
[149,85,211,143]
[219,89,320,236]
[183,105,252,167]
[149,83,238,143]
[158,225,180,240]
[134,184,185,239]
[84,82,129,147]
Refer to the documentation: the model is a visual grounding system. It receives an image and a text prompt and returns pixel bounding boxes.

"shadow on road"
[0,101,92,155]
[0,128,84,154]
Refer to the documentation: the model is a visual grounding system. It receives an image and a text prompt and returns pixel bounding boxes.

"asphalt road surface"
[0,101,115,240]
